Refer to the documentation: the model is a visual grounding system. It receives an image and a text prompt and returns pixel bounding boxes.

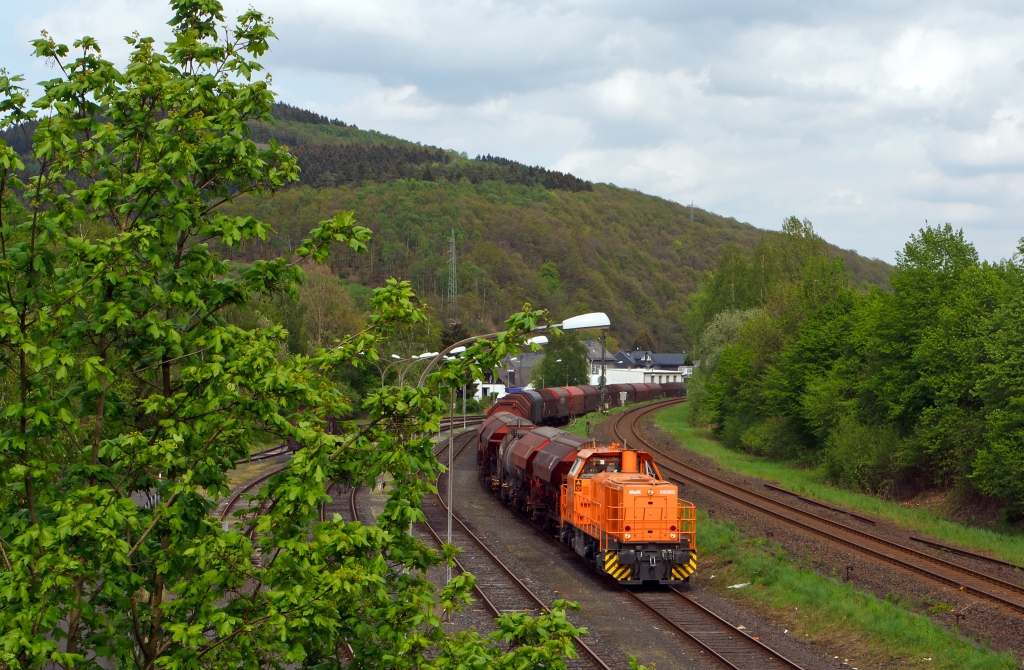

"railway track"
[442,427,809,669]
[439,414,486,431]
[429,430,613,670]
[321,481,360,523]
[629,589,803,670]
[239,415,487,464]
[614,400,1024,617]
[219,465,288,525]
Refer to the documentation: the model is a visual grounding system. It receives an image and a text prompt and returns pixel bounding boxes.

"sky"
[2,1,1024,263]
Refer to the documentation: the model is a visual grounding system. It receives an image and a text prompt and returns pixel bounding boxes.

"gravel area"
[634,411,1024,665]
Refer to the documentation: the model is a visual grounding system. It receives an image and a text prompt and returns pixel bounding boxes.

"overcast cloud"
[2,0,1024,262]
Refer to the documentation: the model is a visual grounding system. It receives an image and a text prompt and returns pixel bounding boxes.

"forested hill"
[248,104,592,191]
[0,103,890,351]
[221,103,890,352]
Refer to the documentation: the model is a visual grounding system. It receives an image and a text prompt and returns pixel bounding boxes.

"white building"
[589,366,691,386]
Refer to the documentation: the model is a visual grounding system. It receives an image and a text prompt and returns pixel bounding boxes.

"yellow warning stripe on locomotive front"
[603,551,632,581]
[671,553,697,581]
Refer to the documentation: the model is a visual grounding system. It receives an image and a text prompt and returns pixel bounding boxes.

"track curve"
[450,425,809,669]
[613,400,1024,617]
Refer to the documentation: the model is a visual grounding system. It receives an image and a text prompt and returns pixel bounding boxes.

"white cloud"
[3,0,1024,261]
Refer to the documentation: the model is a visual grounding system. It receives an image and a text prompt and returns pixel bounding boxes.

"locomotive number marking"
[660,490,676,495]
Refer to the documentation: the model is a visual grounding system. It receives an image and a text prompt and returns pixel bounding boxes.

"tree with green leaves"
[0,3,587,668]
[533,332,589,389]
[691,219,1024,515]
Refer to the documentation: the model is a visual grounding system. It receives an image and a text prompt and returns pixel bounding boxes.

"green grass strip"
[561,404,632,438]
[655,402,1024,567]
[698,513,1017,669]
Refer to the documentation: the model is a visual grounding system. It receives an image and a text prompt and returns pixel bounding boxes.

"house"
[474,343,692,398]
[603,349,693,385]
[615,350,688,371]
[474,351,544,400]
[583,338,618,377]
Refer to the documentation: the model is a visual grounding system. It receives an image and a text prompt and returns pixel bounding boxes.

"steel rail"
[319,482,361,524]
[615,400,1024,616]
[464,418,802,669]
[625,588,805,670]
[428,430,613,670]
[219,465,288,523]
[349,486,359,524]
[238,416,485,465]
[239,444,292,464]
[909,536,1024,572]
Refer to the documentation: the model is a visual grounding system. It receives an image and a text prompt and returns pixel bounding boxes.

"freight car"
[488,382,685,426]
[477,412,697,585]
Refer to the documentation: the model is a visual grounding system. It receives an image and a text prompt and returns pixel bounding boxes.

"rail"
[429,429,613,670]
[468,420,802,669]
[615,400,1024,616]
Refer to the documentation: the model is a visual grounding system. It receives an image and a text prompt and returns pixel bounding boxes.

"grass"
[697,511,1018,669]
[562,401,662,439]
[562,405,629,438]
[655,403,1024,567]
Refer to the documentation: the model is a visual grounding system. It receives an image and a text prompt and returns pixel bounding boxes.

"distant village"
[476,339,693,400]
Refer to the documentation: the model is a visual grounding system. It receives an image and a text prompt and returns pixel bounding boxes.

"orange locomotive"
[478,412,697,585]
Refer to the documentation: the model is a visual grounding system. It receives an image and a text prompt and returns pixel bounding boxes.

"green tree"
[533,332,589,388]
[631,328,655,352]
[440,319,470,348]
[972,245,1024,516]
[684,308,760,427]
[0,5,585,669]
[859,224,979,433]
[686,217,829,339]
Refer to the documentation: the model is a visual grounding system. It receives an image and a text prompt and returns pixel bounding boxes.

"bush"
[740,417,801,459]
[822,415,901,493]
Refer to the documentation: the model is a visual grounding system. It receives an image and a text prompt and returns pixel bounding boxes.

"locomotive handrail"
[678,501,697,552]
[572,489,696,551]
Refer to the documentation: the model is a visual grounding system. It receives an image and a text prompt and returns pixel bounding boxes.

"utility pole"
[690,200,694,221]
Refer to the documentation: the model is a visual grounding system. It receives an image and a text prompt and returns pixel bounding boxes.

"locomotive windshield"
[578,455,622,478]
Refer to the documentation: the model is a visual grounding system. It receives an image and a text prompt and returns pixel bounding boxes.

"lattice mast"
[446,229,457,320]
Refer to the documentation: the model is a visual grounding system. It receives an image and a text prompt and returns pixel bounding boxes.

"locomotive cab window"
[569,458,584,478]
[579,455,622,478]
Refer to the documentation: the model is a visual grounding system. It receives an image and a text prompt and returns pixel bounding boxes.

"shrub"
[822,415,901,493]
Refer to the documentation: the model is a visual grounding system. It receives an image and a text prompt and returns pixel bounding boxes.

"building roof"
[615,350,687,369]
[583,339,618,362]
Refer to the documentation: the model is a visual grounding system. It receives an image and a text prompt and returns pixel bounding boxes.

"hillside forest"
[7,100,1013,519]
[686,219,1024,520]
[0,103,891,364]
[201,106,887,354]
